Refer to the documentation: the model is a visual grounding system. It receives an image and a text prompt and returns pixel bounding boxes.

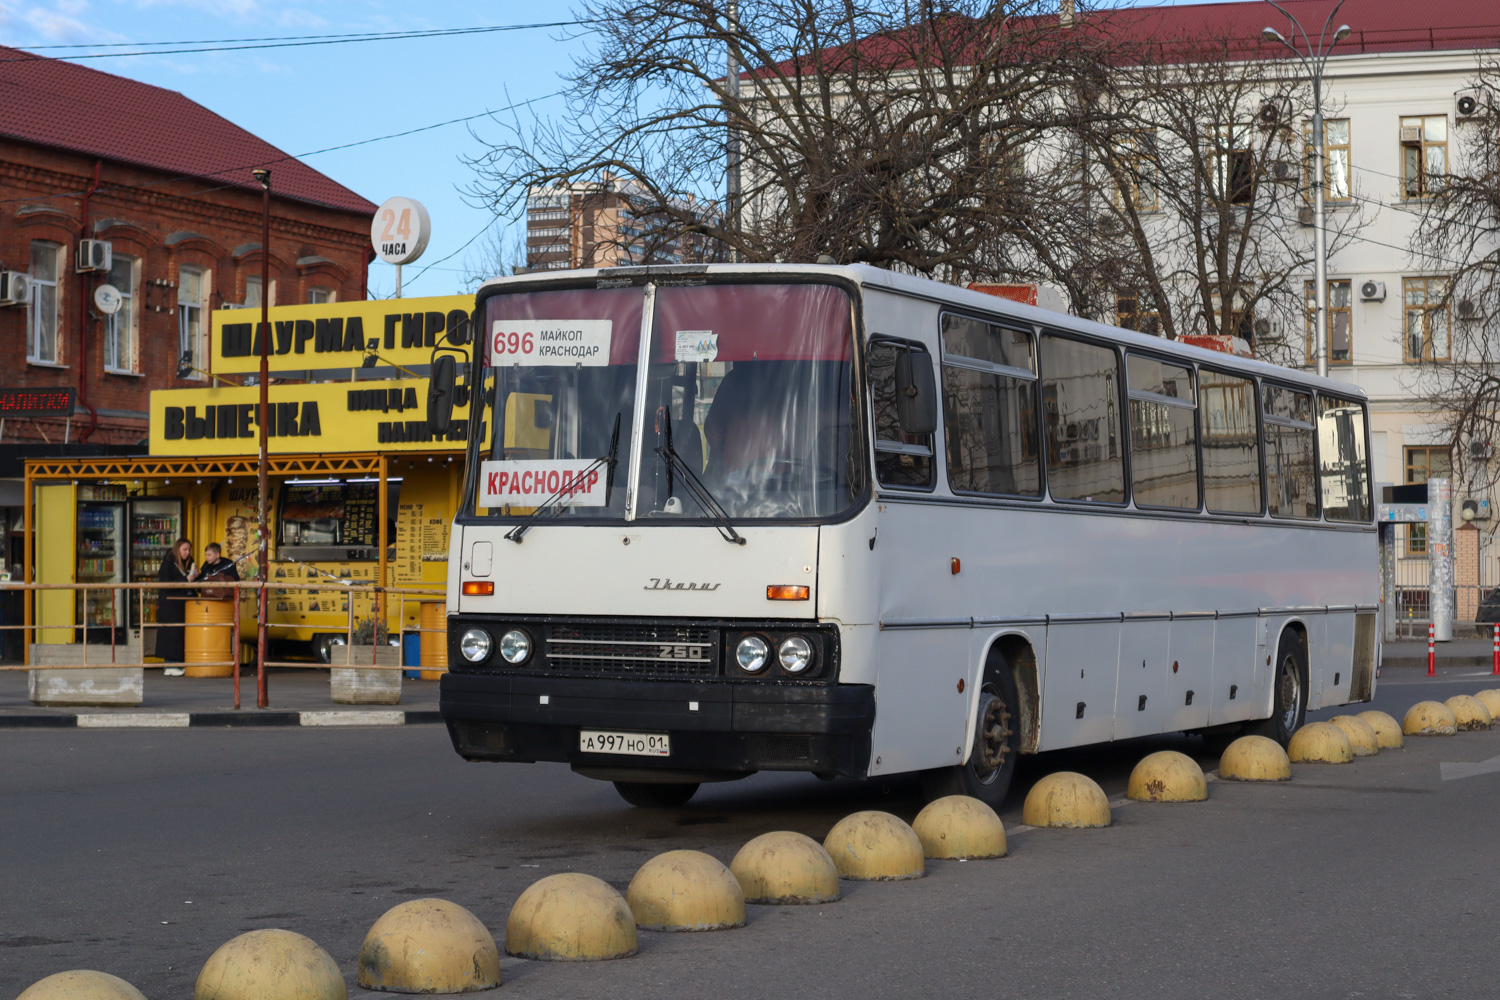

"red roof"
[0,46,375,216]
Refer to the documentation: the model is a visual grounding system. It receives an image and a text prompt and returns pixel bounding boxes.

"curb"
[0,709,445,729]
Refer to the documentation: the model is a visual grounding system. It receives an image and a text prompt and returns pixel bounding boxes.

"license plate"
[579,730,670,757]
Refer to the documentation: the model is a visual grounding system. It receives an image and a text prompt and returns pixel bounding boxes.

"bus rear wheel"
[918,664,1020,809]
[1247,630,1307,747]
[613,781,700,808]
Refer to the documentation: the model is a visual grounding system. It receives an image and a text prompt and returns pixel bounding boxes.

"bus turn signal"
[766,585,810,601]
[462,581,495,596]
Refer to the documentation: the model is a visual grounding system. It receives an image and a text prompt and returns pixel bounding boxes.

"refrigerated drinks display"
[77,500,125,642]
[129,498,184,635]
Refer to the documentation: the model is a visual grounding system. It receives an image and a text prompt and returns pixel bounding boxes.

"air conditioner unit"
[1272,161,1296,182]
[1458,298,1479,319]
[1253,317,1284,343]
[1359,279,1386,302]
[1468,441,1493,461]
[1462,498,1492,520]
[1457,90,1487,119]
[1258,96,1291,129]
[1297,206,1316,226]
[75,239,112,273]
[0,271,30,306]
[1400,125,1423,144]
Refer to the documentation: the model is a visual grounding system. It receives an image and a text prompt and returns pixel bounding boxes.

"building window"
[178,266,207,374]
[1404,277,1450,362]
[1116,293,1160,336]
[308,286,334,304]
[28,241,62,364]
[1209,288,1254,340]
[1210,124,1255,205]
[1304,118,1351,201]
[1405,445,1451,554]
[1400,115,1447,199]
[1114,130,1158,211]
[103,254,137,373]
[1305,280,1352,365]
[244,276,275,309]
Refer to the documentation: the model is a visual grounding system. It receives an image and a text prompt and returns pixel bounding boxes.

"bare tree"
[1407,64,1500,493]
[464,0,1127,274]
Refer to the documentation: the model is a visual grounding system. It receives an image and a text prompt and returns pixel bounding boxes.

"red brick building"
[0,46,376,445]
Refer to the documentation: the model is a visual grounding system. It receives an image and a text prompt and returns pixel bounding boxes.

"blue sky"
[0,1,590,297]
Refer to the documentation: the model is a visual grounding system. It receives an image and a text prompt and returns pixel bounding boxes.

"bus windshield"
[475,281,862,523]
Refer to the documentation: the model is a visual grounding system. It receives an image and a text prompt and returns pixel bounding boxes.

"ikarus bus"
[436,263,1378,808]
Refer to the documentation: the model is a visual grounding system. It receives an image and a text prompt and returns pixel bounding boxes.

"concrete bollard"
[1356,711,1404,750]
[729,831,841,904]
[1126,751,1207,802]
[357,898,501,993]
[1327,715,1381,756]
[911,795,1008,859]
[505,873,638,961]
[1021,772,1111,828]
[1287,722,1354,764]
[17,971,148,1000]
[1403,700,1458,736]
[626,850,746,931]
[822,811,925,880]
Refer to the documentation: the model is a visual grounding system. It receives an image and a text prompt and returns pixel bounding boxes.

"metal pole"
[1492,623,1498,677]
[1430,477,1454,642]
[252,168,272,708]
[1311,85,1329,379]
[395,263,403,300]
[726,0,740,262]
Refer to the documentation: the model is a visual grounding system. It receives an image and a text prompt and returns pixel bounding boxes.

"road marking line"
[1439,754,1500,781]
[299,710,405,727]
[76,713,191,728]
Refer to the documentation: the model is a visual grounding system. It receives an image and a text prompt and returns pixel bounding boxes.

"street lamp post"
[251,167,271,709]
[1262,1,1351,380]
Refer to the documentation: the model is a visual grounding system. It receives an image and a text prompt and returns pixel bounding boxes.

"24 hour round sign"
[489,319,612,366]
[371,197,431,265]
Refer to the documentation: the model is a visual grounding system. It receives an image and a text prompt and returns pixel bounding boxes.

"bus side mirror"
[428,354,458,434]
[894,351,937,435]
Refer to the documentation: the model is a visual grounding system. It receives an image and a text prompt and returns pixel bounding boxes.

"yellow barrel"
[419,601,448,681]
[184,599,235,678]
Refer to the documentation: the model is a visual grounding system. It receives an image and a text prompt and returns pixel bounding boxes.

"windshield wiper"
[655,439,746,546]
[505,414,621,544]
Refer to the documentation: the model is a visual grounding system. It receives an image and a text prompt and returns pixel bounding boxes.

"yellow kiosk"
[26,295,476,666]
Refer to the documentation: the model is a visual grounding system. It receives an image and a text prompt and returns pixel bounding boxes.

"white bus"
[437,263,1377,808]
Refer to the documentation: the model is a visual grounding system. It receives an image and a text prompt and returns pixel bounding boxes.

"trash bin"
[403,632,421,679]
[184,599,235,678]
[419,601,447,681]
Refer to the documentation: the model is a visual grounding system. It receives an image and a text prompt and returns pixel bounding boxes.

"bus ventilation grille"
[746,734,816,768]
[545,623,721,678]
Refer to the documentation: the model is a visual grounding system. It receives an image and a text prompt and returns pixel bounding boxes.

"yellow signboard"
[148,379,476,456]
[209,295,476,374]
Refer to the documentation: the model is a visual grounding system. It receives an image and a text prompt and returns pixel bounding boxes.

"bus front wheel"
[1247,630,1307,747]
[918,661,1020,808]
[613,781,700,808]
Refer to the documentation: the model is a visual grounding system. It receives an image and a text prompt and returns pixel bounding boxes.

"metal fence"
[1389,524,1500,638]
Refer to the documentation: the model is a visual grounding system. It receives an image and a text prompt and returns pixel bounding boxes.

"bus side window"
[1317,394,1372,522]
[1126,355,1199,510]
[1040,334,1124,504]
[1201,369,1262,514]
[1264,383,1318,519]
[869,340,934,488]
[939,314,1041,498]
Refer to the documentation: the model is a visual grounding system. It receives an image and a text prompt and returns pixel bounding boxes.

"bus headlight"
[499,628,533,665]
[778,635,814,674]
[735,635,770,673]
[459,628,493,663]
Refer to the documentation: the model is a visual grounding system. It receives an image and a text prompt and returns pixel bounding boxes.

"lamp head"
[1262,26,1286,44]
[251,168,271,190]
[176,352,193,380]
[1334,23,1351,41]
[362,337,379,370]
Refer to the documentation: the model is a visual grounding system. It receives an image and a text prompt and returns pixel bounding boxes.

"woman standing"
[156,538,198,673]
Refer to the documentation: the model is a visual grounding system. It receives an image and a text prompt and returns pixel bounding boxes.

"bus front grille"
[545,623,720,678]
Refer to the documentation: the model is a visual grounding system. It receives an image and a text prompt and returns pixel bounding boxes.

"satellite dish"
[93,283,123,315]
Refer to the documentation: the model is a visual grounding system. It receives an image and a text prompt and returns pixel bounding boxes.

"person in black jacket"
[197,543,240,599]
[156,538,197,670]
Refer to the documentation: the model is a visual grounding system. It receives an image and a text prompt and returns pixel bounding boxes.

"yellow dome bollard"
[1356,710,1404,750]
[17,971,147,1000]
[729,831,840,904]
[1126,751,1208,802]
[1287,722,1354,764]
[911,795,1008,859]
[1403,700,1458,736]
[822,811,925,880]
[194,929,345,1000]
[1445,694,1493,731]
[1217,735,1292,781]
[626,850,746,931]
[505,873,638,961]
[1474,689,1500,720]
[1021,772,1111,828]
[357,898,501,993]
[1327,715,1381,757]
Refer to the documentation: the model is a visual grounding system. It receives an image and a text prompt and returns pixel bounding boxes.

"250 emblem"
[658,644,706,660]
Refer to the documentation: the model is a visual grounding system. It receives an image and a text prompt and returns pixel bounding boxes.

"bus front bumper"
[439,673,875,780]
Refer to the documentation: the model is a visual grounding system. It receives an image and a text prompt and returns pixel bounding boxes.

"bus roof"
[476,262,1367,401]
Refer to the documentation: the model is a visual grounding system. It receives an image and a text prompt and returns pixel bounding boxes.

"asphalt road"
[3,666,1497,999]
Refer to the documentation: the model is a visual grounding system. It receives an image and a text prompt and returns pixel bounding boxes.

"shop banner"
[148,379,474,456]
[209,295,476,374]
